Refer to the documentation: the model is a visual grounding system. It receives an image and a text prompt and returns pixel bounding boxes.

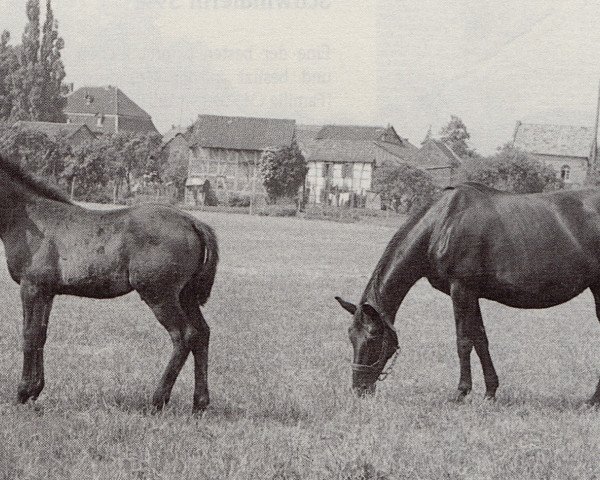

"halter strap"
[351,322,400,381]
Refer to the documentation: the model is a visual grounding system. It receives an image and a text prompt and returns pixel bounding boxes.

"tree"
[0,31,17,120]
[7,0,66,121]
[439,115,476,159]
[39,0,66,122]
[464,146,562,193]
[259,140,307,203]
[373,162,438,213]
[0,122,71,185]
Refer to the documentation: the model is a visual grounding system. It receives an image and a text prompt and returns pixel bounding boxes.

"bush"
[257,204,297,217]
[228,194,251,207]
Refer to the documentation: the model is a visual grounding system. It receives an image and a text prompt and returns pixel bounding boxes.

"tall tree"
[8,0,66,121]
[0,30,16,120]
[40,0,66,121]
[439,115,475,159]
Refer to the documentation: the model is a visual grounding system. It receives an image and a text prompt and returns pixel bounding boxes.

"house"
[512,121,596,186]
[298,124,418,206]
[162,125,191,167]
[185,114,296,203]
[12,120,96,147]
[64,86,159,136]
[410,135,461,187]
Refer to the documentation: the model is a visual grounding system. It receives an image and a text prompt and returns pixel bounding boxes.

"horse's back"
[428,185,600,307]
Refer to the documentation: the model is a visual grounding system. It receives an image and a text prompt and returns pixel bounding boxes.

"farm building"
[512,121,596,186]
[162,125,191,167]
[298,124,418,206]
[185,114,296,204]
[410,135,461,187]
[12,121,96,146]
[65,86,159,136]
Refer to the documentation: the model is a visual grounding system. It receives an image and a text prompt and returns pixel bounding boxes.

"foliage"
[463,146,562,193]
[228,193,251,207]
[161,146,189,200]
[0,121,71,185]
[373,162,438,213]
[202,179,219,206]
[439,115,477,159]
[259,140,307,202]
[0,0,66,122]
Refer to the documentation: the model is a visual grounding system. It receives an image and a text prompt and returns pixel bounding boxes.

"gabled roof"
[298,123,417,164]
[513,121,594,158]
[12,121,94,140]
[190,114,296,151]
[412,138,461,169]
[66,86,153,119]
[162,125,189,146]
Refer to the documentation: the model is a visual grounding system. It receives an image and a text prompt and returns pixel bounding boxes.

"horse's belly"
[58,257,131,298]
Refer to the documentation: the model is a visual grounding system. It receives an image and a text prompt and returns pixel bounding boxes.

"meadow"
[0,210,600,479]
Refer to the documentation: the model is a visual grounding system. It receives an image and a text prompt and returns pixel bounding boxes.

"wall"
[305,161,372,204]
[532,154,588,186]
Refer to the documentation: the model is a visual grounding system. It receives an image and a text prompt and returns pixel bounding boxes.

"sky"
[1,0,600,154]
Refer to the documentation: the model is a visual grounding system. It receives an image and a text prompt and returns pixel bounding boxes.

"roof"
[513,121,595,158]
[296,124,322,144]
[412,138,461,169]
[162,126,189,146]
[65,86,153,118]
[12,121,94,140]
[190,114,296,151]
[298,124,418,164]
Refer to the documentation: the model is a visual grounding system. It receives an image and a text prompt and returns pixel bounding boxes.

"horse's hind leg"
[17,281,54,404]
[180,285,210,413]
[586,287,600,405]
[142,295,190,410]
[451,281,499,401]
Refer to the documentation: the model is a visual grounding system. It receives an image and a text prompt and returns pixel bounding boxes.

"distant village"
[12,83,600,208]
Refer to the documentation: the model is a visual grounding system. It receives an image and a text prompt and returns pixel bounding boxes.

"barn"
[411,135,461,187]
[185,114,296,204]
[298,124,418,206]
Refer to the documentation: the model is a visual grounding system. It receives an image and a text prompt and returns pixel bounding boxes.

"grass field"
[1,210,600,479]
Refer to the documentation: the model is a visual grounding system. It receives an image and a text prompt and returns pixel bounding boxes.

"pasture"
[0,210,599,479]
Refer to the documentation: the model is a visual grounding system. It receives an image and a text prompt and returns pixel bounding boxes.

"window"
[341,163,353,179]
[322,163,332,178]
[561,165,571,181]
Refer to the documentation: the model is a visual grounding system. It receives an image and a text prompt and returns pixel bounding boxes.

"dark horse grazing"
[337,182,600,405]
[0,155,218,412]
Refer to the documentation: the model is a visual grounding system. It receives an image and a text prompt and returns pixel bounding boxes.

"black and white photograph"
[1,1,600,478]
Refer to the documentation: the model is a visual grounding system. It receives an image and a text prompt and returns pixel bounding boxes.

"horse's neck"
[361,213,432,322]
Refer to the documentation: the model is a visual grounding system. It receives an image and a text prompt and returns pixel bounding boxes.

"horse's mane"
[361,201,434,306]
[0,154,73,205]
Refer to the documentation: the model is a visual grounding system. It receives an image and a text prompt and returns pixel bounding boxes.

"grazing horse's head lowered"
[335,297,399,396]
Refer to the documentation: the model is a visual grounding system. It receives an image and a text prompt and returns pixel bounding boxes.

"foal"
[0,155,218,412]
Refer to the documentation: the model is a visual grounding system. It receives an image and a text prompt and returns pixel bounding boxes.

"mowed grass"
[1,211,600,479]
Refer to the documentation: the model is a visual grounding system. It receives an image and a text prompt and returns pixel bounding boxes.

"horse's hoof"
[192,396,209,414]
[452,390,471,403]
[484,393,497,402]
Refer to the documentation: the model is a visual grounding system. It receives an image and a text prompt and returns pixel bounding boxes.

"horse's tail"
[192,220,219,306]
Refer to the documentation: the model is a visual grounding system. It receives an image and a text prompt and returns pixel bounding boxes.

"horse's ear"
[335,296,357,315]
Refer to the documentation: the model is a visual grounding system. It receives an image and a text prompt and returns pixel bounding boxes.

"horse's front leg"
[450,281,499,401]
[17,281,54,404]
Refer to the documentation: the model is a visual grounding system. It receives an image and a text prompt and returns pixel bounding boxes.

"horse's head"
[335,297,399,396]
